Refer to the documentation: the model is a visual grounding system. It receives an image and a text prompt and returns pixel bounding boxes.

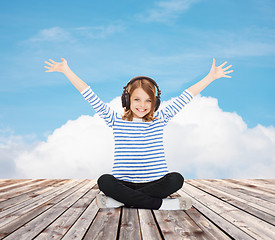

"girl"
[44,58,233,210]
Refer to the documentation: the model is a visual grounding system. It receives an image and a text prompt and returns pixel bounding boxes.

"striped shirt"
[81,86,193,183]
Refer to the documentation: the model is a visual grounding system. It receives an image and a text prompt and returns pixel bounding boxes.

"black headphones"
[121,76,161,111]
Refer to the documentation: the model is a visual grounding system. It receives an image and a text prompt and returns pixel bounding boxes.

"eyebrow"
[132,96,151,100]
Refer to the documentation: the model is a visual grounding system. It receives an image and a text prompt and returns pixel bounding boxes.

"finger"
[61,58,66,62]
[44,61,53,67]
[44,66,52,72]
[223,65,232,71]
[224,75,232,78]
[224,70,234,75]
[220,61,228,68]
[49,59,56,64]
[211,58,216,67]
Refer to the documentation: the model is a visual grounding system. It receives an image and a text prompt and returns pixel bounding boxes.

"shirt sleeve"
[155,89,194,125]
[81,86,116,128]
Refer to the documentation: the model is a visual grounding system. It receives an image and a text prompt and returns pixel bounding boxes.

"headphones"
[121,76,161,111]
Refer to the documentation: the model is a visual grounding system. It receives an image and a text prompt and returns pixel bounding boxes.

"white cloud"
[74,24,124,39]
[0,129,37,178]
[139,0,200,23]
[14,115,114,179]
[163,96,275,179]
[207,27,275,58]
[13,97,123,179]
[29,27,73,43]
[2,95,274,179]
[27,24,124,44]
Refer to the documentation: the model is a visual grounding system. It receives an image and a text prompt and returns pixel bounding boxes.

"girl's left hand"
[209,58,233,80]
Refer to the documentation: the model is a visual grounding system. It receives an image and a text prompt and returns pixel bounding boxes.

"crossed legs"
[97,172,184,210]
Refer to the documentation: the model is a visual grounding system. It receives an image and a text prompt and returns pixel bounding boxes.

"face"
[130,87,152,119]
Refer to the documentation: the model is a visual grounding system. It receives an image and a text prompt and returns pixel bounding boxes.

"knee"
[170,172,184,190]
[97,174,114,191]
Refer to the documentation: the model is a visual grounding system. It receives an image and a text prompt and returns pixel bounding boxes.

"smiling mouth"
[136,108,147,112]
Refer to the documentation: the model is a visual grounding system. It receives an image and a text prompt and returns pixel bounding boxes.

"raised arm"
[188,58,233,96]
[44,58,88,92]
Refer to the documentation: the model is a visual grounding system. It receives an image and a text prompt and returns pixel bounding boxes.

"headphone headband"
[123,76,161,97]
[121,76,161,111]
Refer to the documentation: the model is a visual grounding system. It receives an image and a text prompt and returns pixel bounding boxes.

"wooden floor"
[0,179,274,240]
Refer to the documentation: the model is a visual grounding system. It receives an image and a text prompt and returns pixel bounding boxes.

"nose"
[138,101,145,108]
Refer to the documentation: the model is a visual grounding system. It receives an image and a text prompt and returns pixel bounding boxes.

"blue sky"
[0,0,275,141]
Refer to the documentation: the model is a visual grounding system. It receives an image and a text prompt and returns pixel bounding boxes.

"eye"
[134,98,140,101]
[146,99,152,102]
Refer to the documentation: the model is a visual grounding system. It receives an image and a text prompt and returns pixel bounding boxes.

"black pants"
[97,172,184,210]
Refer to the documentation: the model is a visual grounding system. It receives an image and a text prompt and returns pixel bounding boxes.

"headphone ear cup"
[121,94,126,108]
[121,90,126,107]
[125,92,130,110]
[155,96,160,111]
[122,92,131,110]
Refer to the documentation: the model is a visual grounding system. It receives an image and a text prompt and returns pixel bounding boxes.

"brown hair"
[122,79,156,122]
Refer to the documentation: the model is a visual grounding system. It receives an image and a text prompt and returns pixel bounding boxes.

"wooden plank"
[182,183,275,240]
[0,179,30,189]
[196,179,275,214]
[0,179,43,193]
[178,187,253,240]
[138,209,162,240]
[200,179,275,209]
[0,179,87,239]
[222,179,275,203]
[83,208,121,240]
[0,179,10,185]
[226,179,275,194]
[35,180,98,239]
[2,180,93,240]
[253,179,275,185]
[0,179,82,228]
[188,179,275,225]
[153,209,207,240]
[0,179,69,213]
[0,179,41,197]
[240,179,275,192]
[178,189,231,240]
[0,179,51,201]
[0,179,273,239]
[62,200,99,239]
[118,208,142,240]
[185,208,231,240]
[169,192,232,239]
[0,180,80,230]
[0,179,33,190]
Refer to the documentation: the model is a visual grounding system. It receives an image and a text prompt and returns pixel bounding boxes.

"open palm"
[210,58,233,80]
[44,58,68,73]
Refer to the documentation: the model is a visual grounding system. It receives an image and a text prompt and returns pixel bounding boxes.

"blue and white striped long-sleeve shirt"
[81,86,193,183]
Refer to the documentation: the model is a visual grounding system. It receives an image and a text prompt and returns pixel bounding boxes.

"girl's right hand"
[44,58,68,73]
